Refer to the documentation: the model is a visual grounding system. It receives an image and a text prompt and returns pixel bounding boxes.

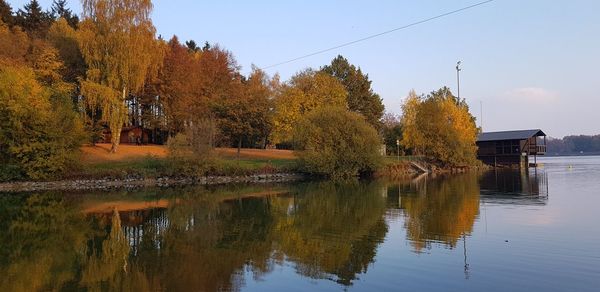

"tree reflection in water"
[386,173,481,252]
[272,181,388,285]
[0,182,389,290]
[0,193,90,291]
[0,171,549,291]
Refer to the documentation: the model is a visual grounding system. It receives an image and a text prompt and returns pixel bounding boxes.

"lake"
[1,156,599,291]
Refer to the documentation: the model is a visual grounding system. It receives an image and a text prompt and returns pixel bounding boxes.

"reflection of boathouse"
[476,129,547,167]
[479,169,548,205]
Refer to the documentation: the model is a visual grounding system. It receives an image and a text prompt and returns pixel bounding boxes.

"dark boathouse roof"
[477,129,546,142]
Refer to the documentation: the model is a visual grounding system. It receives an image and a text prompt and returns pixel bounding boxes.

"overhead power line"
[261,0,495,70]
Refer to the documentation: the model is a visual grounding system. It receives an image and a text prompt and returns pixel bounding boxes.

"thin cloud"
[503,87,559,103]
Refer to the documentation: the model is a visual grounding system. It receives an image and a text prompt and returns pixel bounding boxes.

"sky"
[8,0,600,138]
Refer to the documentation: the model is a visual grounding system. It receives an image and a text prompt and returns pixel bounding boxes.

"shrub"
[293,106,382,178]
[166,121,217,177]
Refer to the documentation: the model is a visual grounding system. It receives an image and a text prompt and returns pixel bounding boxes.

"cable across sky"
[261,0,495,70]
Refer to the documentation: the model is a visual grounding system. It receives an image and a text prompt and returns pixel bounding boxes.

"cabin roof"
[477,129,546,142]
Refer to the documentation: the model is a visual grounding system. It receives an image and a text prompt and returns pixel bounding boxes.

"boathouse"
[476,129,547,167]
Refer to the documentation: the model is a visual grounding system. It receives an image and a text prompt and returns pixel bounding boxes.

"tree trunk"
[110,125,121,153]
[237,138,242,161]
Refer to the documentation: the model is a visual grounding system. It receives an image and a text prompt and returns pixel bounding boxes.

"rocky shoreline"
[0,173,305,193]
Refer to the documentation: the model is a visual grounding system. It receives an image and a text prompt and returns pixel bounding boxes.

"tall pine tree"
[0,0,14,26]
[51,0,79,29]
[15,0,52,36]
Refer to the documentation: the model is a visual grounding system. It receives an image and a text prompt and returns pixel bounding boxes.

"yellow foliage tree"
[400,89,424,155]
[272,70,347,144]
[78,0,164,153]
[401,87,478,166]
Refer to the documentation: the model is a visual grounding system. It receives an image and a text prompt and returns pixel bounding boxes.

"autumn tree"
[321,55,385,130]
[213,66,273,157]
[78,0,163,153]
[1,13,87,178]
[400,90,424,155]
[154,36,199,133]
[48,17,86,85]
[0,61,84,180]
[272,69,347,144]
[242,67,274,148]
[0,20,29,62]
[401,87,478,166]
[195,45,243,146]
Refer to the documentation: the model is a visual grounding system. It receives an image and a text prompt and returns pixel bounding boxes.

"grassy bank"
[64,144,299,180]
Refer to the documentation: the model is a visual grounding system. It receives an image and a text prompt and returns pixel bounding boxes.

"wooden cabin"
[476,129,546,167]
[102,126,151,145]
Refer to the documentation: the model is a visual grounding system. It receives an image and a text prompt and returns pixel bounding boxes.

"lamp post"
[456,61,461,99]
[396,139,400,161]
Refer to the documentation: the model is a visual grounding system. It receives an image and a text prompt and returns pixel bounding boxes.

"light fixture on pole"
[456,61,462,99]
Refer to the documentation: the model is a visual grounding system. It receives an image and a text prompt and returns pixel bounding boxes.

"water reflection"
[479,169,549,205]
[385,173,480,252]
[0,169,552,291]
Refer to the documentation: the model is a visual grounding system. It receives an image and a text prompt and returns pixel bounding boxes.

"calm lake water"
[1,156,599,291]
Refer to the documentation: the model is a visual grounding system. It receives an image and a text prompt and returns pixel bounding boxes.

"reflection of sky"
[242,157,600,291]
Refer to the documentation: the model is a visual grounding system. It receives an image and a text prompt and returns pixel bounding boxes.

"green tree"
[50,0,78,28]
[293,106,382,178]
[382,112,404,156]
[321,55,385,130]
[272,69,347,144]
[185,39,200,53]
[15,0,52,37]
[78,0,163,153]
[0,0,14,26]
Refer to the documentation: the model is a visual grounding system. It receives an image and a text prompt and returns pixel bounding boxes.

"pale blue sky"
[8,0,600,137]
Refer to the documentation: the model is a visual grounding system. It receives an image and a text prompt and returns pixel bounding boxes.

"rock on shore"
[0,173,304,193]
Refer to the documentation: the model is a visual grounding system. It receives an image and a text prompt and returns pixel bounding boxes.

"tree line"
[547,135,600,155]
[0,0,480,180]
[0,0,385,177]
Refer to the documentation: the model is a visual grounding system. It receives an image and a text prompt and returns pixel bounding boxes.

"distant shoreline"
[542,153,600,157]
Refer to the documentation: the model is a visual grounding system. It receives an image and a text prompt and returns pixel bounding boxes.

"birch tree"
[78,0,162,152]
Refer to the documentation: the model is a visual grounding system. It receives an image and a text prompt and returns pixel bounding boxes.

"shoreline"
[0,173,305,193]
[0,161,486,193]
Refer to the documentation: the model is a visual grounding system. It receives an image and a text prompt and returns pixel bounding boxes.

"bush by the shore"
[293,107,382,178]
